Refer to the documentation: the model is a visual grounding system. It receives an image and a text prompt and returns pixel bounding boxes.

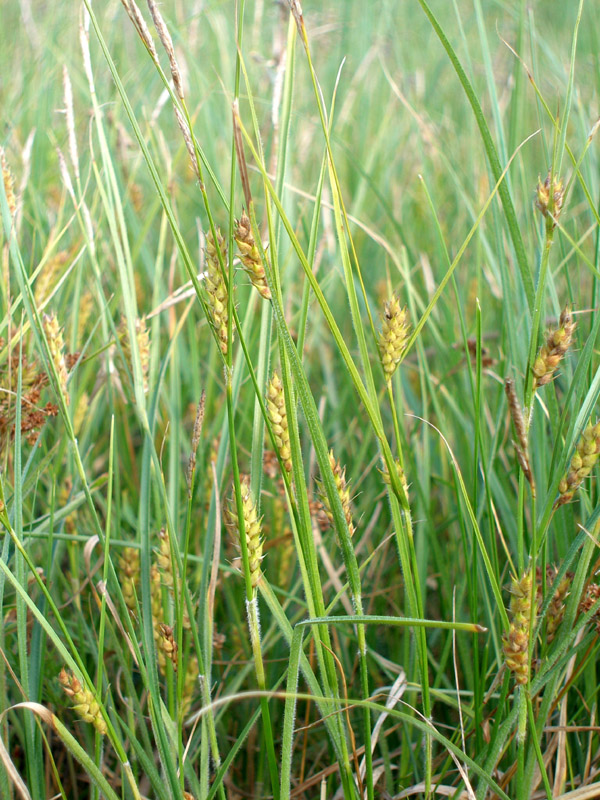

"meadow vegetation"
[1,1,600,798]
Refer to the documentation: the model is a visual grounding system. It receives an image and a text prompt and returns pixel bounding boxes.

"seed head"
[234,210,271,300]
[205,229,231,355]
[118,546,140,615]
[43,313,70,405]
[266,372,292,472]
[1,147,16,218]
[318,451,355,538]
[502,569,535,686]
[556,421,600,507]
[535,171,564,228]
[226,475,263,590]
[379,296,410,382]
[58,668,107,735]
[532,306,576,390]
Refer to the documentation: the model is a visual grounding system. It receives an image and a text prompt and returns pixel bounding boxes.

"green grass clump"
[2,2,600,799]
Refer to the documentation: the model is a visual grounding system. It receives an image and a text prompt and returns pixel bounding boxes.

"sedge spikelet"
[35,250,69,308]
[543,565,572,643]
[156,623,177,671]
[379,296,410,382]
[535,171,565,229]
[266,372,292,472]
[502,570,535,686]
[318,451,355,538]
[43,313,70,405]
[156,527,173,588]
[205,229,231,355]
[227,475,263,590]
[0,147,16,218]
[118,546,140,615]
[380,457,409,502]
[181,654,199,717]
[505,378,534,493]
[234,210,271,300]
[532,306,576,390]
[58,669,107,735]
[117,315,150,395]
[556,421,600,507]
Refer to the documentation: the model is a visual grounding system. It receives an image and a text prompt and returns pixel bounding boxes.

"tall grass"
[1,1,600,798]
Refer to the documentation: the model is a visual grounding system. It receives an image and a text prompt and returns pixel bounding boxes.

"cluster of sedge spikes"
[0,345,58,452]
[503,566,573,685]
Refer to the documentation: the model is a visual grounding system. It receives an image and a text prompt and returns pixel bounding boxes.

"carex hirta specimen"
[205,228,231,355]
[379,295,410,382]
[234,210,271,300]
[532,305,576,392]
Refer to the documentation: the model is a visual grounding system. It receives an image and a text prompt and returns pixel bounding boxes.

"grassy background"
[1,1,600,798]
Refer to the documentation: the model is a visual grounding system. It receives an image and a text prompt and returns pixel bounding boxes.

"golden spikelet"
[380,457,409,502]
[556,421,600,507]
[0,147,16,218]
[234,210,271,300]
[73,391,89,436]
[58,668,107,735]
[156,527,173,588]
[118,546,140,615]
[502,570,535,686]
[379,296,410,382]
[35,250,69,308]
[266,372,292,472]
[117,315,150,395]
[205,229,231,355]
[532,306,576,390]
[318,451,355,538]
[43,313,70,405]
[181,653,199,717]
[227,475,263,590]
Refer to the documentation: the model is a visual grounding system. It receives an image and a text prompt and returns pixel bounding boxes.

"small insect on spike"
[234,210,271,300]
[532,305,576,390]
[379,296,410,382]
